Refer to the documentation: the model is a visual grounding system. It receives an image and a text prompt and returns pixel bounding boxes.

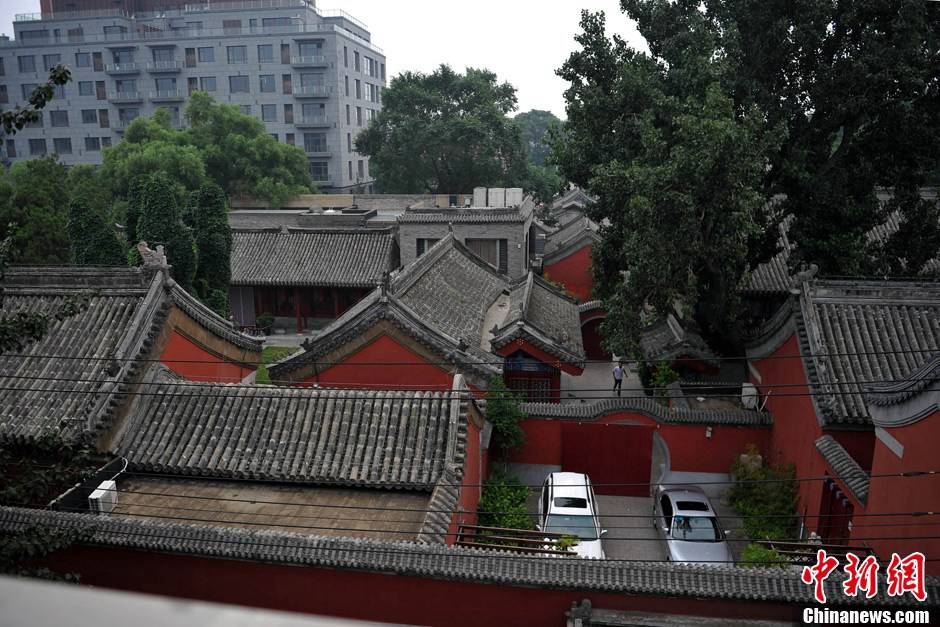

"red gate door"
[561,422,653,497]
[581,318,611,361]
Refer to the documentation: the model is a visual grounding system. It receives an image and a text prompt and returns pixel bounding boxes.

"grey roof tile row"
[119,378,468,490]
[397,208,526,224]
[814,435,870,504]
[521,397,771,426]
[230,229,396,287]
[796,280,940,426]
[639,315,719,366]
[866,354,940,407]
[0,506,933,605]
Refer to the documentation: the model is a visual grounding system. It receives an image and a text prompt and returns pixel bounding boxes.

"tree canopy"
[0,158,71,265]
[553,2,940,353]
[514,109,562,167]
[356,65,528,193]
[189,183,232,316]
[136,173,197,291]
[101,94,314,207]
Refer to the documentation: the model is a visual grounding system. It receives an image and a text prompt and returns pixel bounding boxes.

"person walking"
[612,361,624,397]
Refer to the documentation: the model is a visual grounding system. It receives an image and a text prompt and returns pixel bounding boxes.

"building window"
[285,133,294,146]
[355,79,361,99]
[28,138,46,155]
[5,140,15,158]
[152,48,174,63]
[50,110,69,127]
[310,161,329,181]
[199,76,217,92]
[345,75,349,97]
[0,58,4,76]
[381,63,385,81]
[117,108,138,125]
[259,74,275,93]
[284,103,293,123]
[75,52,91,68]
[0,85,7,104]
[343,46,348,68]
[18,56,36,73]
[112,49,134,64]
[25,112,42,128]
[280,43,291,64]
[98,109,110,128]
[269,133,277,141]
[356,106,362,126]
[347,132,351,151]
[261,103,277,122]
[257,44,274,63]
[226,46,247,64]
[357,159,364,179]
[78,81,93,96]
[465,238,508,273]
[229,75,249,93]
[115,78,136,95]
[102,136,111,147]
[301,102,324,121]
[354,51,360,71]
[187,76,198,94]
[53,137,72,155]
[222,20,241,35]
[282,74,292,94]
[416,238,440,257]
[197,47,214,63]
[92,52,103,71]
[303,132,326,152]
[184,48,196,68]
[240,105,251,115]
[81,109,97,124]
[348,160,353,179]
[298,41,322,59]
[346,105,350,125]
[95,81,106,100]
[84,137,101,152]
[21,83,39,100]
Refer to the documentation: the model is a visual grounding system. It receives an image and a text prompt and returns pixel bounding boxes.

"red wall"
[544,244,594,303]
[751,335,826,534]
[451,419,483,537]
[860,414,940,574]
[160,331,253,383]
[302,335,458,392]
[43,545,800,625]
[510,415,769,476]
[830,430,875,473]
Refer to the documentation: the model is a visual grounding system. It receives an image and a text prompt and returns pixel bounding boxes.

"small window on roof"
[553,497,587,508]
[676,501,709,512]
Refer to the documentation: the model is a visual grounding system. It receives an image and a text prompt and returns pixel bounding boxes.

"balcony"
[113,119,137,131]
[105,62,140,74]
[290,55,328,68]
[295,116,330,128]
[150,90,184,102]
[293,85,331,98]
[147,61,182,73]
[108,91,143,103]
[304,148,331,157]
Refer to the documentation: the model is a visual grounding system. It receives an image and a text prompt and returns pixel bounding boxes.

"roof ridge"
[814,435,870,504]
[520,397,771,426]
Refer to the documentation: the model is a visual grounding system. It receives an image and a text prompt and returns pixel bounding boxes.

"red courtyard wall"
[160,331,253,383]
[544,244,594,303]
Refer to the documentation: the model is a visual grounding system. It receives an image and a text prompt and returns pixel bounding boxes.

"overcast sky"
[0,0,647,118]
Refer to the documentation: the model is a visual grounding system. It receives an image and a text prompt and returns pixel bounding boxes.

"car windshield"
[670,515,721,542]
[544,514,598,541]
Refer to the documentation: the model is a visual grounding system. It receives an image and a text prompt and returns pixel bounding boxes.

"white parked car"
[537,472,607,559]
[652,485,733,565]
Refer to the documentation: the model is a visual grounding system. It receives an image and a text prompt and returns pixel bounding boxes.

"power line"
[3,343,939,367]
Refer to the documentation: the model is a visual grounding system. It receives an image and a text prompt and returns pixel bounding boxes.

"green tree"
[554,11,770,352]
[191,183,232,315]
[0,158,71,265]
[184,92,313,206]
[137,173,197,291]
[521,163,564,204]
[485,377,527,457]
[67,198,125,265]
[514,109,563,166]
[356,65,528,193]
[0,65,71,135]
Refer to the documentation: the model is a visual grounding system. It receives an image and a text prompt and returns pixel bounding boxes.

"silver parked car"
[652,485,733,565]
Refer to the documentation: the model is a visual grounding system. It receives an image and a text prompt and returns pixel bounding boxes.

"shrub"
[650,360,680,397]
[478,472,533,530]
[730,445,798,540]
[739,542,788,568]
[256,312,275,333]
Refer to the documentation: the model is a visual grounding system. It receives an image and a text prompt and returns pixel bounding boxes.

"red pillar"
[294,287,303,333]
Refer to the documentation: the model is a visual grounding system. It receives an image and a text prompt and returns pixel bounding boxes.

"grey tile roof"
[493,273,586,365]
[230,229,396,288]
[866,354,940,408]
[543,216,600,262]
[796,280,940,426]
[0,266,261,443]
[397,208,526,224]
[521,397,771,426]
[550,187,595,212]
[814,435,870,504]
[1,506,933,606]
[118,376,469,490]
[639,315,719,366]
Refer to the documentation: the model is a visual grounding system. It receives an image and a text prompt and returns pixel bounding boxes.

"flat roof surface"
[114,477,430,541]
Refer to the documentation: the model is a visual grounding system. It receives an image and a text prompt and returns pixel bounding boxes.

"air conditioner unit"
[741,382,759,410]
[88,479,118,514]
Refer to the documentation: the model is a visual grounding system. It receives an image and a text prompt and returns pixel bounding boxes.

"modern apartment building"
[0,0,385,191]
